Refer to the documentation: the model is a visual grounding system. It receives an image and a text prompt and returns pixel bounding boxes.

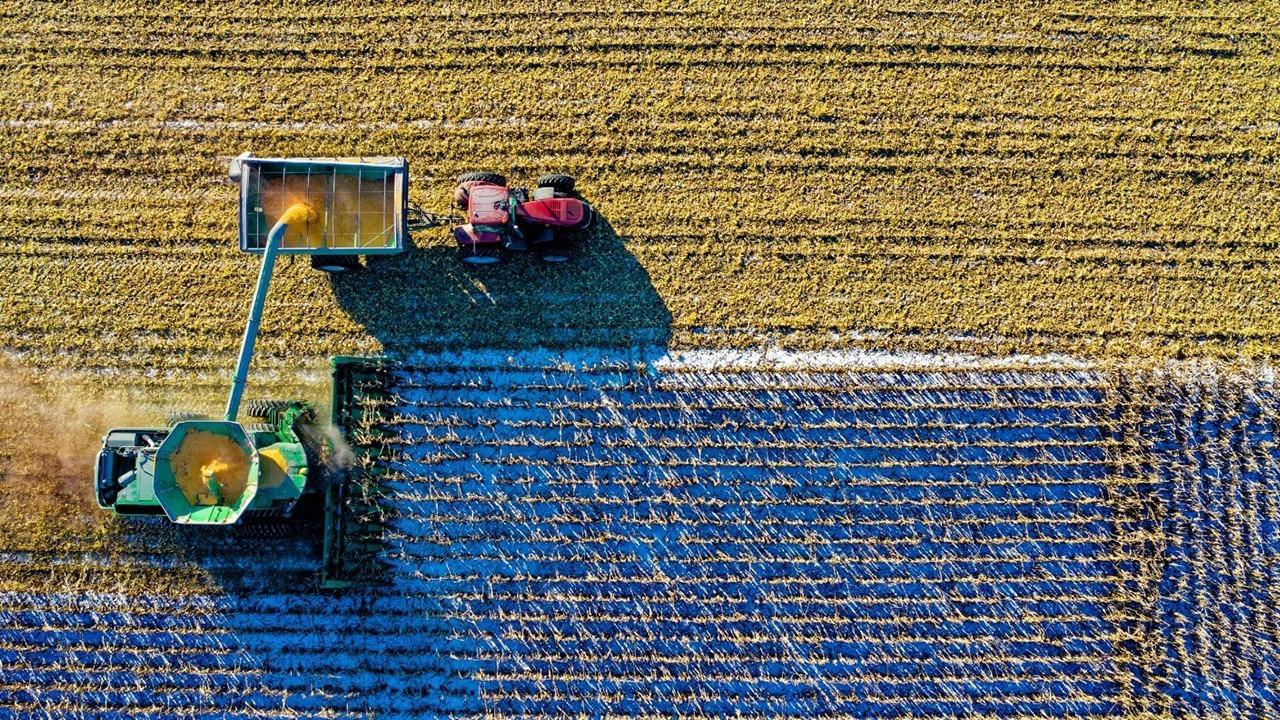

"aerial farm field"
[0,1,1278,718]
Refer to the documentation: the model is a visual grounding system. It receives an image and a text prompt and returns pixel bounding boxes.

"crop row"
[1127,372,1279,717]
[2,358,1276,716]
[5,243,1279,374]
[372,359,1126,716]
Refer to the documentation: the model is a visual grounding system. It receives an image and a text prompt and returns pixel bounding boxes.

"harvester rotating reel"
[244,398,298,424]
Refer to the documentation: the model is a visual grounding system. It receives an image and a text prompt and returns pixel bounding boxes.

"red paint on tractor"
[450,173,593,263]
[516,198,590,229]
[454,224,503,246]
[465,184,510,225]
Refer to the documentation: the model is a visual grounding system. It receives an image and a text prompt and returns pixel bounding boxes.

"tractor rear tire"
[457,171,507,187]
[311,255,362,275]
[528,226,571,263]
[458,244,503,265]
[537,173,576,193]
[244,399,291,421]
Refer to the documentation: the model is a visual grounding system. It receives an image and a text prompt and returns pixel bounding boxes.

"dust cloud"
[297,420,356,470]
[0,363,148,503]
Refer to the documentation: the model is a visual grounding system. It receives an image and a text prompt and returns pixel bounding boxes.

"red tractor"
[451,172,594,264]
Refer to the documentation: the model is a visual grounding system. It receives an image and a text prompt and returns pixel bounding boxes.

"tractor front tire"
[458,244,504,265]
[457,171,507,187]
[537,173,576,193]
[311,255,362,275]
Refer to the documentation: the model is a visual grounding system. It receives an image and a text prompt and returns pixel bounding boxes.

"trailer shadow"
[328,208,672,354]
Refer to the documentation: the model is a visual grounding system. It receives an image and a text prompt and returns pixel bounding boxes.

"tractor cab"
[463,182,510,226]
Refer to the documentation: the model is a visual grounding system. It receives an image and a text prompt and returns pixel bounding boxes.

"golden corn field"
[1,1,1279,718]
[3,0,1280,382]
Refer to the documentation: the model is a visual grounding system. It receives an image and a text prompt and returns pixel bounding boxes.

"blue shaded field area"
[0,352,1276,718]
[383,357,1119,717]
[1134,378,1280,717]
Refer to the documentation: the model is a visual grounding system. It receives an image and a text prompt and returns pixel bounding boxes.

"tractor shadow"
[329,206,672,353]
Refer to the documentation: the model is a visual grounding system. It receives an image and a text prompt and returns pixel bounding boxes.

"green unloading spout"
[225,202,318,422]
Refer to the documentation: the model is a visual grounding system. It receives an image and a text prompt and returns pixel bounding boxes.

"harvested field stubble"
[2,1,1279,717]
[3,2,1280,380]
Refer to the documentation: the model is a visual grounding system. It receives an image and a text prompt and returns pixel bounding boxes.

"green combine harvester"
[95,402,312,525]
[93,156,402,588]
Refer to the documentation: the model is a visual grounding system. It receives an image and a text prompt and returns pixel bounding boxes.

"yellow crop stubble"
[1,2,1279,381]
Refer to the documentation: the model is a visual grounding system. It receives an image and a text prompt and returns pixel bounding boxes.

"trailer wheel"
[537,173,576,193]
[458,244,503,265]
[311,255,362,274]
[457,171,507,187]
